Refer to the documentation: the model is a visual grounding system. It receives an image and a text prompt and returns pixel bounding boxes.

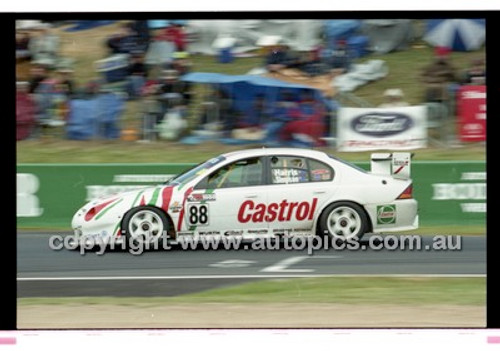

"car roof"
[221,148,329,160]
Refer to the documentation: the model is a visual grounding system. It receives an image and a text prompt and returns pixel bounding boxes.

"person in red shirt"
[16,81,36,140]
[156,23,186,52]
[280,90,326,146]
[263,91,300,144]
[420,46,458,103]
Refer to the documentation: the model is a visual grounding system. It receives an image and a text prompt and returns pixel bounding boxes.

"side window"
[308,158,334,182]
[270,156,309,184]
[195,157,263,189]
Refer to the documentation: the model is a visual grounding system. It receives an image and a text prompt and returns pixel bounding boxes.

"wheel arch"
[120,205,176,238]
[313,199,373,236]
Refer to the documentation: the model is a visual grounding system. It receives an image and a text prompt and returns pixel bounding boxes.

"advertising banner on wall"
[457,85,486,142]
[337,106,427,152]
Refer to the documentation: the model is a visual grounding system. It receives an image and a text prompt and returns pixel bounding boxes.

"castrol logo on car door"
[238,198,318,223]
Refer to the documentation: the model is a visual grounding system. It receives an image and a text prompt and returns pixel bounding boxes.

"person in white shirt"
[378,88,409,108]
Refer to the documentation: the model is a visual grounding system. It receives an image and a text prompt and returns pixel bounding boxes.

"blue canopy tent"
[323,20,362,49]
[147,20,188,29]
[182,72,329,116]
[181,72,335,145]
[64,20,116,32]
[423,19,485,51]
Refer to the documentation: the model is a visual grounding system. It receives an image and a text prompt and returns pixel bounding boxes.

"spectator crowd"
[16,20,486,146]
[16,20,194,141]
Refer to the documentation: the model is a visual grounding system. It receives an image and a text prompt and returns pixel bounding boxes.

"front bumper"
[71,207,119,241]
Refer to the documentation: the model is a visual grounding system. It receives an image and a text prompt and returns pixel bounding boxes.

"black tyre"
[318,202,369,240]
[122,206,169,247]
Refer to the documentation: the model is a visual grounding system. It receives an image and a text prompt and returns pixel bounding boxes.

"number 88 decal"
[188,204,209,226]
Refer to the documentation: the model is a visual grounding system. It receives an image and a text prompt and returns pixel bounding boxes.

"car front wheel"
[122,206,169,247]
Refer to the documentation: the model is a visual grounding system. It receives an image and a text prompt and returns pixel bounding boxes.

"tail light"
[397,184,413,199]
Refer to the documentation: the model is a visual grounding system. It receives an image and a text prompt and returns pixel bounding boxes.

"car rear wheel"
[318,202,368,241]
[122,206,168,247]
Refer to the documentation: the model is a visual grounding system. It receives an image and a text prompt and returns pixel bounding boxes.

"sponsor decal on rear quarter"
[377,204,396,224]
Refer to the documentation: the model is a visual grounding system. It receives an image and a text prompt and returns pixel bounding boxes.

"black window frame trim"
[193,154,335,190]
[193,156,267,190]
[265,154,335,185]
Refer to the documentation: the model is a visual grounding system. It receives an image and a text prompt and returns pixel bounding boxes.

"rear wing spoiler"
[370,152,413,179]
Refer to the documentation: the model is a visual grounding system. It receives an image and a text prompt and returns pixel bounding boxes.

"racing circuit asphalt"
[17,232,486,297]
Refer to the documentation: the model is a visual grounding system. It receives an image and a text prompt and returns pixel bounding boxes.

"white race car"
[72,148,418,244]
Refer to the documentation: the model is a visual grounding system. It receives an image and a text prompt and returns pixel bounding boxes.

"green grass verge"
[18,277,485,307]
[404,225,485,235]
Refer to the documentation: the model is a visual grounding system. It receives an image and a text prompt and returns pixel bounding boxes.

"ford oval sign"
[351,113,413,137]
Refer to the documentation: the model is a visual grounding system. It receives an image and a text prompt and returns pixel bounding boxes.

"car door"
[186,156,268,235]
[264,155,336,234]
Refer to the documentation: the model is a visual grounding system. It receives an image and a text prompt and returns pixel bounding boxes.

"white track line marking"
[260,256,313,273]
[17,274,486,281]
[260,255,343,273]
[209,260,257,268]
